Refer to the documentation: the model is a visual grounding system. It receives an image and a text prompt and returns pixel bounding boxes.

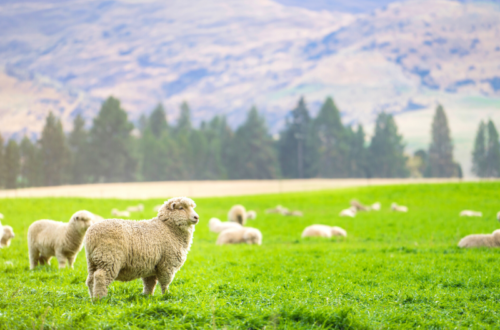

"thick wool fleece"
[84,197,199,299]
[1,226,15,247]
[28,210,94,269]
[301,225,347,238]
[228,205,247,225]
[216,227,262,245]
[458,229,500,248]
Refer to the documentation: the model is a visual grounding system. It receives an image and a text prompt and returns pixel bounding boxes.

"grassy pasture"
[0,182,499,329]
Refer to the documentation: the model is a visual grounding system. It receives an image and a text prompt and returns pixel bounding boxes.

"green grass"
[1,182,500,329]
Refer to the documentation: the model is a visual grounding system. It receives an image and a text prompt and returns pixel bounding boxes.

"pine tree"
[229,107,279,179]
[149,103,168,136]
[428,105,456,177]
[5,139,20,189]
[485,120,500,177]
[68,115,89,184]
[368,112,409,178]
[278,97,317,178]
[39,112,70,186]
[313,97,349,178]
[20,136,41,187]
[172,101,195,179]
[471,121,486,177]
[195,117,229,179]
[0,134,4,188]
[347,125,367,178]
[88,97,137,183]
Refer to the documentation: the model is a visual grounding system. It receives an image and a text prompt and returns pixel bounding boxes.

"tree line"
[1,95,497,188]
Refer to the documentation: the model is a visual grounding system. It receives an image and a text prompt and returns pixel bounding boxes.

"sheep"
[216,227,262,245]
[0,212,3,219]
[127,204,144,212]
[246,210,257,220]
[0,222,4,246]
[460,210,483,217]
[209,217,242,233]
[391,203,408,212]
[28,210,94,269]
[350,200,370,212]
[339,207,356,218]
[228,204,247,225]
[497,211,500,221]
[111,209,130,217]
[371,202,381,211]
[265,205,287,214]
[84,197,199,299]
[282,210,304,216]
[301,225,347,238]
[458,229,500,248]
[1,226,15,248]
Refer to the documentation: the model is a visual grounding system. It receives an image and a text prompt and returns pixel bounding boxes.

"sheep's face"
[70,210,94,234]
[158,197,199,228]
[1,226,14,246]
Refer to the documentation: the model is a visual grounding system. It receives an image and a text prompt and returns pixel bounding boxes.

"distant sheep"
[111,209,130,217]
[228,205,247,225]
[0,213,3,219]
[371,202,381,211]
[209,218,242,233]
[28,210,94,269]
[127,204,144,212]
[216,227,262,245]
[460,210,482,217]
[497,211,500,221]
[265,205,287,214]
[246,210,257,220]
[301,225,347,238]
[391,203,408,212]
[339,207,356,218]
[282,210,304,216]
[84,197,199,299]
[1,226,15,248]
[350,200,370,212]
[458,229,500,248]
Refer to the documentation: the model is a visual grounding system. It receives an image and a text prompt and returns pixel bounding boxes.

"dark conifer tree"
[39,112,70,186]
[5,139,20,189]
[471,121,486,177]
[347,125,367,178]
[0,134,4,188]
[485,120,500,177]
[428,105,456,177]
[88,97,137,182]
[68,115,89,184]
[20,136,41,187]
[368,112,409,178]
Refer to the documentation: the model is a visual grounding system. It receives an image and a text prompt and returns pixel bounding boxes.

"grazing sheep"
[216,227,262,245]
[460,210,483,217]
[28,210,94,269]
[391,203,408,212]
[84,197,199,299]
[458,229,500,248]
[282,210,304,216]
[265,205,287,214]
[111,209,130,217]
[246,210,257,220]
[1,226,15,247]
[209,218,242,233]
[350,200,370,212]
[127,204,144,212]
[228,205,247,225]
[339,207,356,218]
[301,225,347,238]
[371,202,381,211]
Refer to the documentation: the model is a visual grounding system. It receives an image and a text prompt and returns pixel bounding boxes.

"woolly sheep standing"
[1,226,15,247]
[301,225,347,238]
[339,207,356,218]
[391,203,408,212]
[209,218,242,233]
[84,197,199,299]
[28,210,94,269]
[458,229,500,248]
[228,204,247,225]
[460,210,482,217]
[216,227,262,245]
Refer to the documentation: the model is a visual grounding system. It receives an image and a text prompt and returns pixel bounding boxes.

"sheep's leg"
[29,247,39,269]
[142,276,158,295]
[56,252,68,268]
[39,255,50,266]
[86,271,95,299]
[67,256,76,269]
[93,269,117,299]
[157,269,176,295]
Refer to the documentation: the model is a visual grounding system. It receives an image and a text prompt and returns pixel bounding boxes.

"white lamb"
[1,226,15,247]
[111,209,130,217]
[246,210,257,220]
[371,202,381,211]
[265,205,287,214]
[301,225,347,238]
[127,204,144,212]
[460,210,483,217]
[228,204,247,225]
[208,217,242,233]
[391,203,408,212]
[458,229,500,248]
[339,207,356,218]
[84,197,199,299]
[28,210,94,269]
[216,227,262,245]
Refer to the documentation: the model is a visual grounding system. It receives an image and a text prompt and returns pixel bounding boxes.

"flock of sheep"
[0,197,499,300]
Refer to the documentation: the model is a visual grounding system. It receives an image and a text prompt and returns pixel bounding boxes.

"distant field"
[0,182,499,329]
